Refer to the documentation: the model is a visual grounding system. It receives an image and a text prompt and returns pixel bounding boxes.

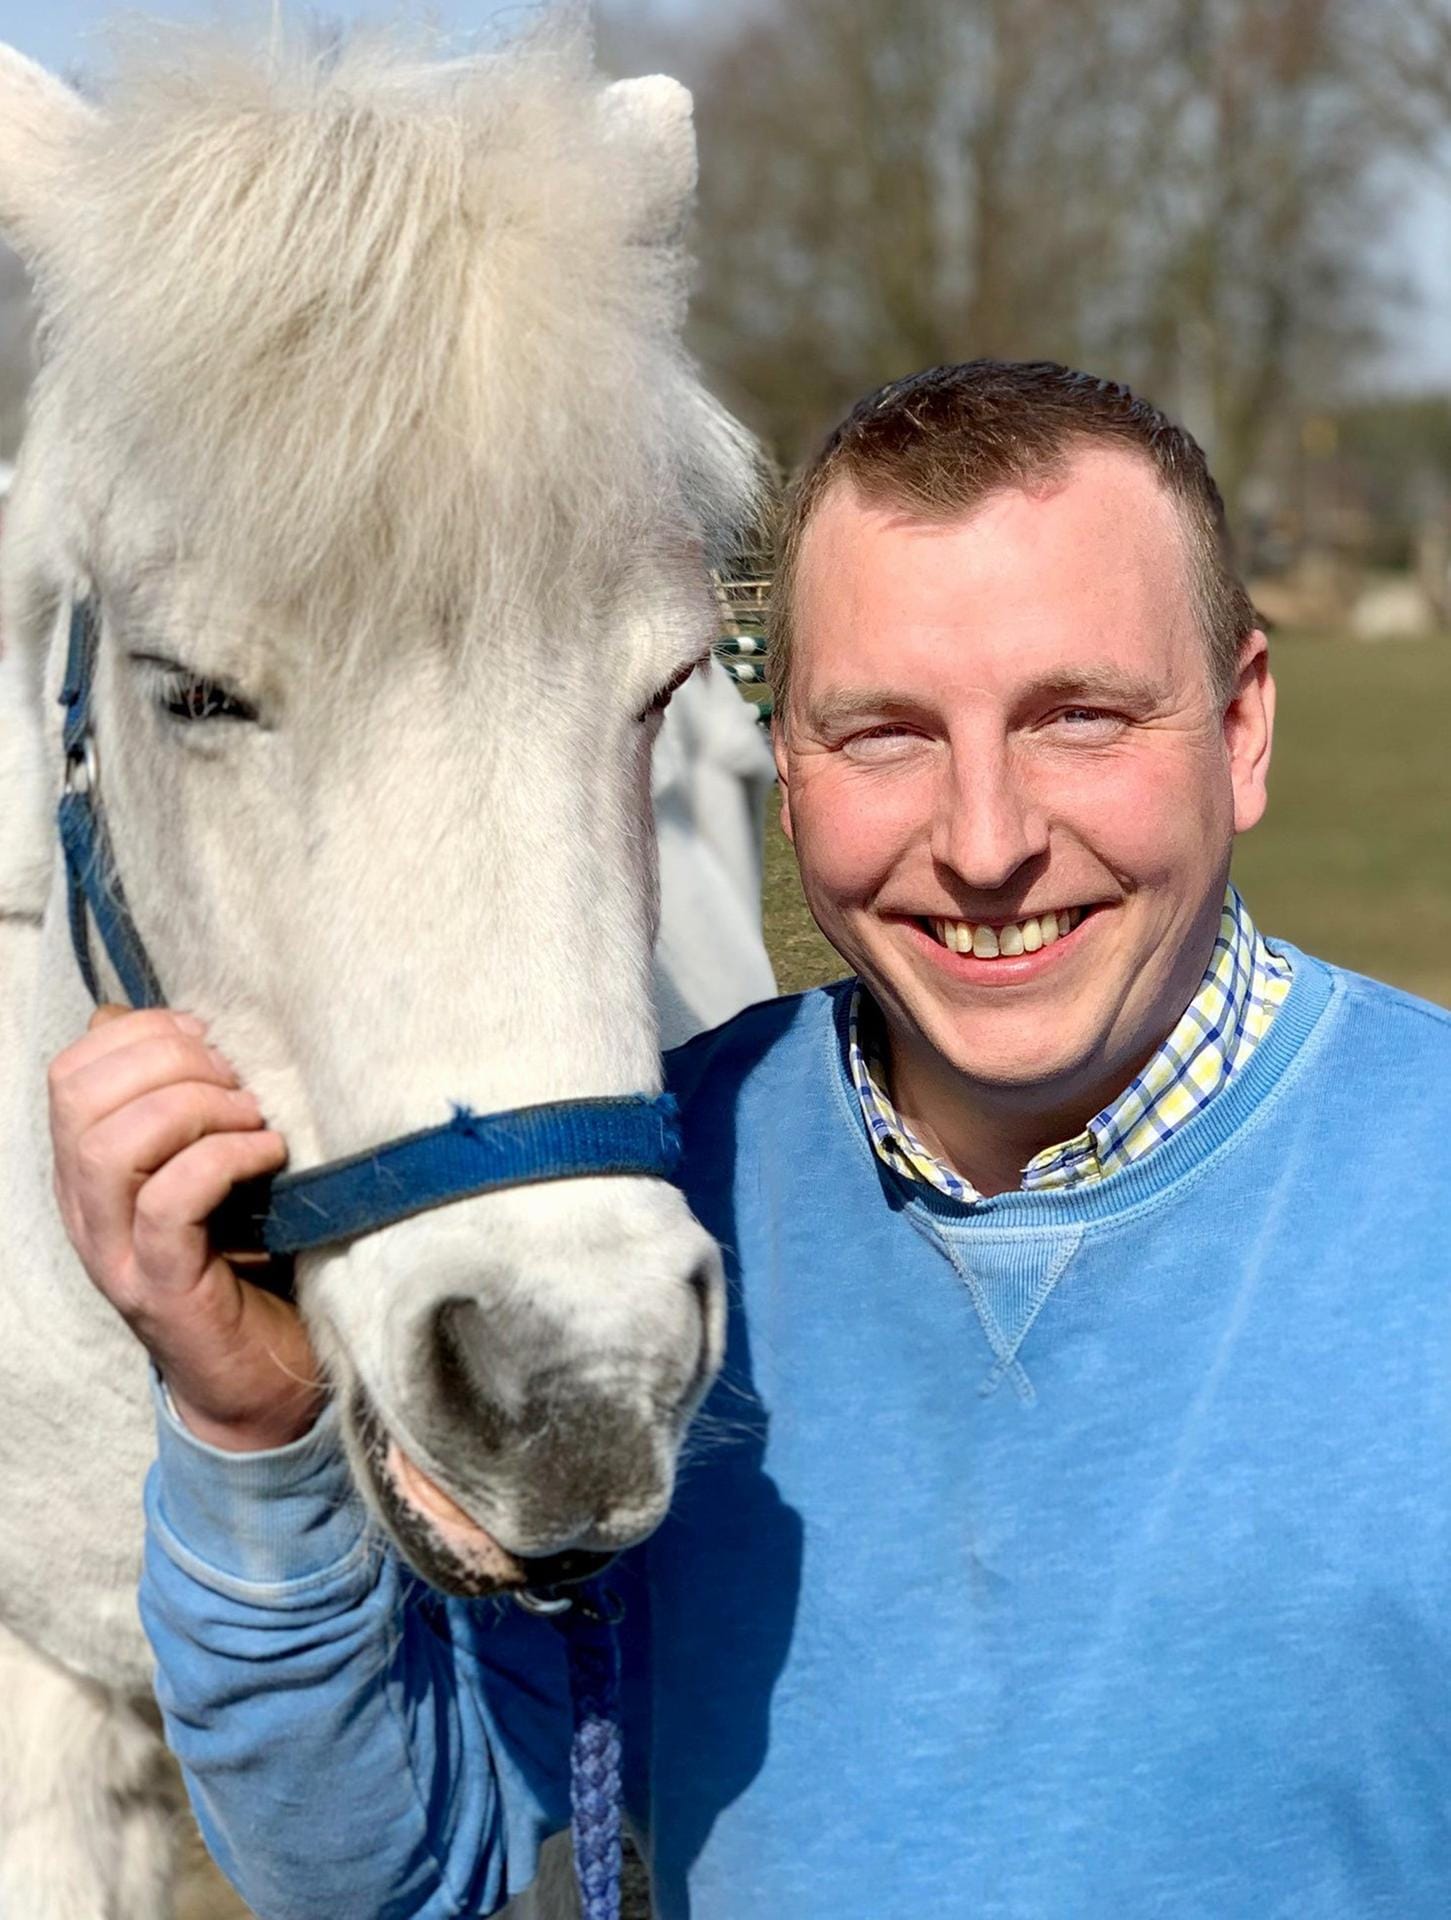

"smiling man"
[51,361,1451,1919]
[773,368,1278,1200]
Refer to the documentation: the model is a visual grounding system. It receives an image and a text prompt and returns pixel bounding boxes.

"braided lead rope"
[549,1587,624,1920]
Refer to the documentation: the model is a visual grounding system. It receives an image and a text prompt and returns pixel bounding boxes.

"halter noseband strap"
[212,1095,682,1258]
[55,598,683,1264]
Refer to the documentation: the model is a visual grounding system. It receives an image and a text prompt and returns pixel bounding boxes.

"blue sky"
[0,0,533,71]
[0,0,655,70]
[1381,163,1451,392]
[4,0,1450,389]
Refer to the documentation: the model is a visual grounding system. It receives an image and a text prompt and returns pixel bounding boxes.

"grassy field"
[759,630,1451,1007]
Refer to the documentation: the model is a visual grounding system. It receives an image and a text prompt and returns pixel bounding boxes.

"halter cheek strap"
[58,602,165,1009]
[55,597,683,1263]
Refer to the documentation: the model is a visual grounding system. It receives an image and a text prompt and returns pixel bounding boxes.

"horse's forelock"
[31,17,757,639]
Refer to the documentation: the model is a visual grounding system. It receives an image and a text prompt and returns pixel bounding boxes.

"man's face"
[776,447,1274,1128]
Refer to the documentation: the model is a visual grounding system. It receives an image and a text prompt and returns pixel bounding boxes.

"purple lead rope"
[552,1587,625,1920]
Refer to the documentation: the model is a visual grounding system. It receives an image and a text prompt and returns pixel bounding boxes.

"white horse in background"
[652,661,775,1043]
[0,20,773,1917]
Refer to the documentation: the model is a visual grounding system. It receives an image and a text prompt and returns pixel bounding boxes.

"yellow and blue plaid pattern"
[850,886,1292,1202]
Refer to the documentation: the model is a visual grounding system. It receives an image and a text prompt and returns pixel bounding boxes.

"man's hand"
[48,1006,325,1451]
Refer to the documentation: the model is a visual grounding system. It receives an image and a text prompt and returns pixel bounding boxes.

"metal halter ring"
[515,1590,576,1618]
[64,737,98,797]
[515,1585,625,1627]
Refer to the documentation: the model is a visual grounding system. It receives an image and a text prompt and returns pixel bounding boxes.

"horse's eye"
[637,653,708,724]
[156,670,258,724]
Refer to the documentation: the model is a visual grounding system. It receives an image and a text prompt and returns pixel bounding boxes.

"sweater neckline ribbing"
[822,944,1338,1233]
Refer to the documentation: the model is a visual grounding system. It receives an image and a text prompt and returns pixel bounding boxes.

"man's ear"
[772,720,794,844]
[1225,631,1274,835]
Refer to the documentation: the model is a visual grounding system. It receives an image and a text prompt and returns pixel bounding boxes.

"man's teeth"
[930,907,1082,958]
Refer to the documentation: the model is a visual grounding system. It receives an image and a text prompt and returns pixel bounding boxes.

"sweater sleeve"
[139,1382,574,1920]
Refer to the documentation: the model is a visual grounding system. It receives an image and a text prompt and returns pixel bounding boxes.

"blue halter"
[56,599,683,1258]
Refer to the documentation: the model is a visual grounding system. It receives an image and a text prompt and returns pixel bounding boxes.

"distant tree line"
[602,0,1451,529]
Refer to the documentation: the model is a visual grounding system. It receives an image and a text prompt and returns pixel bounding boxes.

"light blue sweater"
[143,951,1451,1918]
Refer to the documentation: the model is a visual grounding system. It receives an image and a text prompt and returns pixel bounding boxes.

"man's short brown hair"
[768,360,1259,725]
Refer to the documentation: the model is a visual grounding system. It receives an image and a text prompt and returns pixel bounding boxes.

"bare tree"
[606,0,1409,517]
[1121,0,1390,513]
[1345,0,1451,157]
[660,0,1158,457]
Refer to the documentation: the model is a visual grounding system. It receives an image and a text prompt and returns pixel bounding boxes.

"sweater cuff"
[150,1371,370,1588]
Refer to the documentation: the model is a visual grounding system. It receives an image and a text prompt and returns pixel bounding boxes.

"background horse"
[0,20,768,1915]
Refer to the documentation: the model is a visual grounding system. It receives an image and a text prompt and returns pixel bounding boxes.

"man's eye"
[1051,707,1123,736]
[841,723,921,760]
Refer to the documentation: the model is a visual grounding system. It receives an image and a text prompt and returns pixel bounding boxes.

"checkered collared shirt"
[849,885,1293,1202]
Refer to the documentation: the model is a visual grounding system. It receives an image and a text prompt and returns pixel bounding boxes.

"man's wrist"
[163,1377,328,1453]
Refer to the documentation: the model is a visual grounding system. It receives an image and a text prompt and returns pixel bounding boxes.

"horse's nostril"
[683,1258,719,1394]
[422,1262,716,1444]
[428,1297,508,1449]
[433,1296,476,1383]
[685,1259,715,1325]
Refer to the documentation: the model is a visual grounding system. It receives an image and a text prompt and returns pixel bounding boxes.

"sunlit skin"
[775,447,1275,1197]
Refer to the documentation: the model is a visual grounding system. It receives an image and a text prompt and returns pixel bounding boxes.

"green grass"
[759,631,1451,1006]
[1232,632,1451,1007]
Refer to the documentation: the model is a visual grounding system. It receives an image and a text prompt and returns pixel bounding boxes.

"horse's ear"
[598,75,697,243]
[0,47,95,259]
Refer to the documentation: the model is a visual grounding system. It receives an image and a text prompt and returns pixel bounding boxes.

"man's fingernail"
[175,1013,207,1035]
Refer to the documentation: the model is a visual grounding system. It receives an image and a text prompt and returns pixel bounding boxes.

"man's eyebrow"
[1017,665,1167,708]
[803,687,925,732]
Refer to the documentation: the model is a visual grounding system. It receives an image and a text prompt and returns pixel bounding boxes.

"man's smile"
[928,904,1089,955]
[898,903,1102,984]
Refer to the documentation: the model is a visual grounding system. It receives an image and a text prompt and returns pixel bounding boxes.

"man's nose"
[930,743,1049,891]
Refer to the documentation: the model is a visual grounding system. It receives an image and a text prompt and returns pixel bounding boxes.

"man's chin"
[924,1037,1108,1113]
[874,979,1118,1117]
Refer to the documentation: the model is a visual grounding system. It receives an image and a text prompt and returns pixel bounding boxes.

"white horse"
[0,21,771,1917]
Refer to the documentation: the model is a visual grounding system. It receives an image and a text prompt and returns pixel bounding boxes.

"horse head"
[0,23,758,1593]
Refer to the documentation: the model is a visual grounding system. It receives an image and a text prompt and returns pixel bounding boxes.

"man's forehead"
[798,444,1186,568]
[790,448,1200,692]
